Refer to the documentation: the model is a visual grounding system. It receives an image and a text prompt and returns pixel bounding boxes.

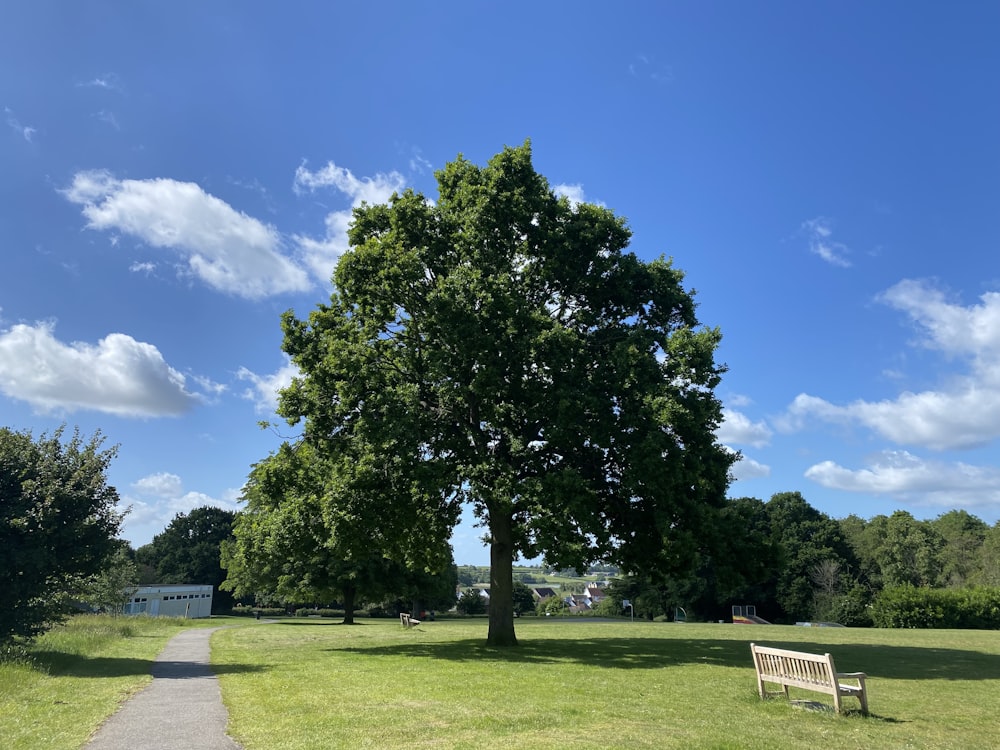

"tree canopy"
[222,441,456,623]
[276,142,734,645]
[0,426,123,643]
[136,506,237,613]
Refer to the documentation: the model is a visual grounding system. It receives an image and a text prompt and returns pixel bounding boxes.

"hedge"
[870,586,1000,629]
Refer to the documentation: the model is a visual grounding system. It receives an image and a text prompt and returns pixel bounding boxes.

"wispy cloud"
[63,170,312,299]
[408,148,433,174]
[78,73,124,93]
[237,356,299,415]
[5,107,36,142]
[0,321,204,417]
[802,217,851,268]
[292,161,406,283]
[780,279,1000,450]
[806,450,1000,514]
[94,109,120,130]
[628,54,674,84]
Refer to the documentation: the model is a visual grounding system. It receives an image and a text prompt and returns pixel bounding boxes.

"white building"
[125,584,214,618]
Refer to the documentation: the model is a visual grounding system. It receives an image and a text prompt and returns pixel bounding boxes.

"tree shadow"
[30,651,265,679]
[274,619,368,626]
[330,636,1000,681]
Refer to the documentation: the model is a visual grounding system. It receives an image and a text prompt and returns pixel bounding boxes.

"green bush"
[822,586,874,627]
[537,596,569,616]
[456,589,487,616]
[871,586,1000,628]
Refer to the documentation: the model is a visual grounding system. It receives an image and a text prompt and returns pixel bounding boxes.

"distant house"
[585,585,606,603]
[532,587,558,602]
[125,584,213,618]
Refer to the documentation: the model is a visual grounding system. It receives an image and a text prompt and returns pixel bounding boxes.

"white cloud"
[553,183,605,209]
[63,170,312,299]
[292,161,406,283]
[133,472,185,498]
[120,473,242,547]
[237,357,298,414]
[553,183,587,207]
[293,162,405,203]
[730,454,771,481]
[805,450,1000,513]
[781,280,1000,450]
[802,217,851,268]
[717,408,772,448]
[0,321,202,417]
[879,279,1000,359]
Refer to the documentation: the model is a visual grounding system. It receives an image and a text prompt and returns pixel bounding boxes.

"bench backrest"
[751,644,837,687]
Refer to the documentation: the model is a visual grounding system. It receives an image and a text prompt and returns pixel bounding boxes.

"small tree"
[456,589,487,615]
[539,595,569,616]
[511,581,536,615]
[81,546,139,615]
[1,426,123,643]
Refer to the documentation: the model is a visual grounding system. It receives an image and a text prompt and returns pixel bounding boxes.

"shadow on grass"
[29,651,266,679]
[328,636,1000,681]
[275,619,367,626]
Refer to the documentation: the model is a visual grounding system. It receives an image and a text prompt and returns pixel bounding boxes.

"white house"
[125,584,213,618]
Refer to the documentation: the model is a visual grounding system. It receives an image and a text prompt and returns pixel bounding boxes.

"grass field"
[213,617,1000,749]
[0,615,226,750]
[4,615,998,749]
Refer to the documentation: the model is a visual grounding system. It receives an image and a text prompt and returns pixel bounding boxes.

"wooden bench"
[399,613,421,628]
[750,643,868,714]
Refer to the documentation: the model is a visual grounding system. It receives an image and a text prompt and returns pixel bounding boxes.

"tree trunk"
[342,583,356,625]
[487,512,518,647]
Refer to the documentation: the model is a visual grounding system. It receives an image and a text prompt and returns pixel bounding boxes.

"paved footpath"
[85,626,242,750]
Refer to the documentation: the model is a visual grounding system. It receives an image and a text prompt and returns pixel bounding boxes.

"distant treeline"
[606,491,1000,626]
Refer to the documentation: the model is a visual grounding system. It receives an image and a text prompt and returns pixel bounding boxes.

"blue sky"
[3,3,1000,566]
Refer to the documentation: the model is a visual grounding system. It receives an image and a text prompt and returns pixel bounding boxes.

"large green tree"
[763,492,857,621]
[0,426,123,643]
[136,506,237,613]
[278,142,733,645]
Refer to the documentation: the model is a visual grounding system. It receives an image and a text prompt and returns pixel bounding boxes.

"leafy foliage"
[222,441,455,623]
[277,142,733,645]
[79,545,139,615]
[0,426,123,643]
[870,585,1000,629]
[511,581,536,615]
[456,589,487,615]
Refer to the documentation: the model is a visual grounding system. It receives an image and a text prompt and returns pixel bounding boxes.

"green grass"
[0,614,229,750]
[213,618,1000,750]
[5,615,998,749]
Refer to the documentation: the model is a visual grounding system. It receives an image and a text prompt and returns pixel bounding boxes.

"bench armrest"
[836,671,867,679]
